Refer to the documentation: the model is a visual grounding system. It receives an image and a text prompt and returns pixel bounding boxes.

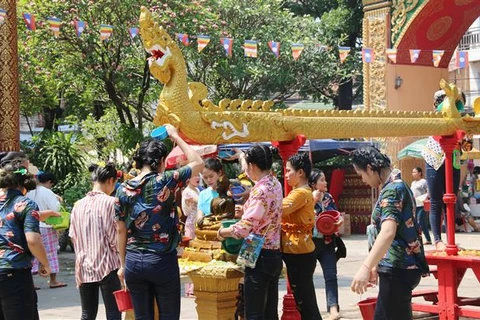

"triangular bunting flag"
[47,17,61,37]
[268,41,280,58]
[74,20,86,38]
[456,51,468,69]
[176,33,189,46]
[386,48,397,64]
[291,43,304,60]
[197,35,210,53]
[244,40,257,58]
[220,38,233,57]
[100,24,113,41]
[362,48,374,63]
[129,27,139,39]
[432,50,444,67]
[410,49,420,63]
[22,13,36,31]
[0,9,7,25]
[339,46,350,63]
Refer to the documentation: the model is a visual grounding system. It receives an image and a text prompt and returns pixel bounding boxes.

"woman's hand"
[335,215,344,227]
[217,228,225,241]
[350,264,372,294]
[39,264,51,278]
[368,266,378,288]
[165,124,179,141]
[117,267,125,286]
[234,205,244,219]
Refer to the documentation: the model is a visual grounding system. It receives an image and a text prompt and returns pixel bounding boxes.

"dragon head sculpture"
[140,6,177,85]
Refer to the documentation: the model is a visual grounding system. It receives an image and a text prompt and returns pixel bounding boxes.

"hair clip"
[14,168,28,175]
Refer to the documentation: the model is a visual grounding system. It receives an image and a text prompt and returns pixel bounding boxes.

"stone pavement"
[37,233,480,319]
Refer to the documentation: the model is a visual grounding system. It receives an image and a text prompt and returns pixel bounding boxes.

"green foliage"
[60,172,92,210]
[36,132,85,191]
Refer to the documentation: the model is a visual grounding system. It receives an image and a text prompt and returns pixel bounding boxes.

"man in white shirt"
[27,172,67,289]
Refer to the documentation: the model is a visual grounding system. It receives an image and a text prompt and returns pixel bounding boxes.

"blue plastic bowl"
[150,126,168,140]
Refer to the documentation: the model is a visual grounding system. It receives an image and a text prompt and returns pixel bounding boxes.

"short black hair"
[287,153,312,178]
[204,157,223,173]
[37,172,56,185]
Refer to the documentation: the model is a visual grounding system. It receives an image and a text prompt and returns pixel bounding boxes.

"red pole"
[272,135,306,320]
[438,130,464,256]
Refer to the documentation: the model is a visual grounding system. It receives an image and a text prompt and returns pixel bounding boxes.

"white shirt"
[411,179,428,207]
[27,185,61,228]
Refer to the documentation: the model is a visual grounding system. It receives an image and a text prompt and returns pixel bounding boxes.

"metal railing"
[459,27,480,51]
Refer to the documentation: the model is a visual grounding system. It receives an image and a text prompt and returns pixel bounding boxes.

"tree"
[284,0,364,109]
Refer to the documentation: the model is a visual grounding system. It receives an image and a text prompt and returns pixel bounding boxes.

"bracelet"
[362,264,371,271]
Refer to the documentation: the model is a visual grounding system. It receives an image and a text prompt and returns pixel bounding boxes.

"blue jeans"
[425,163,460,243]
[282,252,322,320]
[415,207,431,243]
[0,268,36,320]
[79,270,121,320]
[313,238,339,311]
[244,249,283,320]
[125,250,180,320]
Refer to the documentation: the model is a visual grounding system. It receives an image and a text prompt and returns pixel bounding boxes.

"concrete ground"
[37,233,480,319]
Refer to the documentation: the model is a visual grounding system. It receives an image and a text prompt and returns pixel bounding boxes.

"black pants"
[282,252,322,320]
[79,269,122,320]
[0,268,36,320]
[374,269,422,320]
[244,249,283,320]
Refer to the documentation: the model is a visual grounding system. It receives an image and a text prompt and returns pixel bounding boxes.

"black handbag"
[335,236,347,261]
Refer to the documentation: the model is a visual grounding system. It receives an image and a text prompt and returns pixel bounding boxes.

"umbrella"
[397,138,428,160]
[166,145,217,168]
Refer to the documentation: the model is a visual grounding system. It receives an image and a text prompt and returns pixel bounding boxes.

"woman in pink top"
[218,145,283,319]
[69,163,121,320]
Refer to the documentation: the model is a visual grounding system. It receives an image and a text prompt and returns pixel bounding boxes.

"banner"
[176,33,189,46]
[197,34,210,52]
[74,20,86,38]
[0,9,6,24]
[22,13,36,31]
[244,40,257,58]
[410,49,420,63]
[362,48,374,63]
[456,51,468,69]
[339,46,350,63]
[432,50,444,67]
[220,38,233,57]
[47,17,61,37]
[268,41,280,58]
[100,24,113,41]
[129,27,139,39]
[291,43,304,60]
[386,48,397,64]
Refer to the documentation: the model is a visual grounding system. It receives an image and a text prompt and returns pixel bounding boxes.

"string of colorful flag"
[0,9,469,68]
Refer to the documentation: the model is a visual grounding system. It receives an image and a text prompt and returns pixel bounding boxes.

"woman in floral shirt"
[218,145,283,319]
[350,147,429,320]
[0,162,51,320]
[115,125,204,320]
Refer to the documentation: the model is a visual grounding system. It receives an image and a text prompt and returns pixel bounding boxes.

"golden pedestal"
[190,269,243,320]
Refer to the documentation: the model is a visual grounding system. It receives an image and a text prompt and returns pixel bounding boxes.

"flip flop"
[49,283,67,289]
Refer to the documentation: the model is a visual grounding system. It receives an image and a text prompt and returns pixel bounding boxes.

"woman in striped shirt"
[69,163,121,320]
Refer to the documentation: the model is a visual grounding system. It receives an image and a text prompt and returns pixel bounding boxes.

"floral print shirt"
[0,189,40,270]
[372,178,429,274]
[231,174,283,250]
[115,167,191,254]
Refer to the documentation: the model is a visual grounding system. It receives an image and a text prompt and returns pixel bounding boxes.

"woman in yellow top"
[282,153,322,319]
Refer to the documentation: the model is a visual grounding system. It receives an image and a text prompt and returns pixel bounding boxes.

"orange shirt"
[281,186,315,254]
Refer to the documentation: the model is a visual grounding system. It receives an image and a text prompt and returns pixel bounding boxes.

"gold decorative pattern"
[391,0,424,45]
[426,16,452,41]
[139,7,480,145]
[0,0,20,152]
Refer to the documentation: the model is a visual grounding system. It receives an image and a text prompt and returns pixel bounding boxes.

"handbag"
[334,236,347,261]
[236,223,272,269]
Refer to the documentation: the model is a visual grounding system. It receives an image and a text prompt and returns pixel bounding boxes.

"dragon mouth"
[147,44,172,67]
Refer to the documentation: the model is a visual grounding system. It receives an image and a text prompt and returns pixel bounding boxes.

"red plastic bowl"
[316,210,341,235]
[180,236,192,247]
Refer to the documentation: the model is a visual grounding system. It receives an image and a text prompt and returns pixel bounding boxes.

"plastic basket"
[113,289,133,312]
[45,211,70,231]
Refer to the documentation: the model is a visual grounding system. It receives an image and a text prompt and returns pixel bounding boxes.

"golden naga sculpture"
[139,7,480,144]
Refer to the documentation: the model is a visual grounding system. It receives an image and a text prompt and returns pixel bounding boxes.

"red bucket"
[423,199,431,212]
[358,297,377,320]
[316,210,341,235]
[113,289,133,312]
